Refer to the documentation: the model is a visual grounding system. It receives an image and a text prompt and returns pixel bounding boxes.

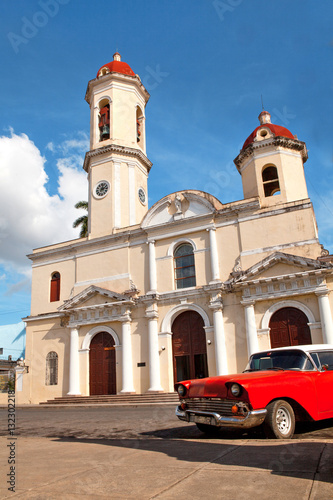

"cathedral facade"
[20,53,333,403]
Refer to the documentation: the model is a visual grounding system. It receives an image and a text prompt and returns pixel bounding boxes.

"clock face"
[94,181,109,198]
[138,188,146,205]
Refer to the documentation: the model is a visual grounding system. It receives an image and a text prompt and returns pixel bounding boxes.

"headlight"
[177,384,187,397]
[230,383,242,397]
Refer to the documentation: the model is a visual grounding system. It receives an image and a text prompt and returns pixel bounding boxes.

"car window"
[311,351,333,371]
[310,352,321,369]
[246,350,314,371]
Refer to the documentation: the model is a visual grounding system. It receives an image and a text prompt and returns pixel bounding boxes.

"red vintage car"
[175,344,333,439]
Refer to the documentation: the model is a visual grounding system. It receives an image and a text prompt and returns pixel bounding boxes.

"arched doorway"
[89,332,116,395]
[269,307,312,348]
[172,311,208,382]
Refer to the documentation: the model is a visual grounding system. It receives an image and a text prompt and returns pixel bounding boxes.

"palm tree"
[73,201,88,238]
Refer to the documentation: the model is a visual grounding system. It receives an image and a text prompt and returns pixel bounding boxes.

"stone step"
[40,392,179,406]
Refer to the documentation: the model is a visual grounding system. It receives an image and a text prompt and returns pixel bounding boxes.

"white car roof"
[254,344,333,355]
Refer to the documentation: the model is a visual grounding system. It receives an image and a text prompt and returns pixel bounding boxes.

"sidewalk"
[1,435,332,499]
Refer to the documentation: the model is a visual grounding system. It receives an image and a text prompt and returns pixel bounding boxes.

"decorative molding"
[85,72,150,106]
[166,237,197,256]
[236,148,304,174]
[82,325,120,350]
[234,136,308,170]
[261,300,316,330]
[161,303,211,333]
[141,191,216,229]
[240,276,329,303]
[83,144,152,172]
[23,312,61,323]
[229,252,332,285]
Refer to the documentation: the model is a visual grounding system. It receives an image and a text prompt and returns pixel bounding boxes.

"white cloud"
[46,141,55,152]
[0,130,88,274]
[47,132,89,156]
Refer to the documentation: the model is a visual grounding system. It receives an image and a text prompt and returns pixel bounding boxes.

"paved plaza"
[0,406,333,499]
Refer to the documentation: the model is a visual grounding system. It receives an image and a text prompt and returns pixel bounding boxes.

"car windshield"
[244,349,314,372]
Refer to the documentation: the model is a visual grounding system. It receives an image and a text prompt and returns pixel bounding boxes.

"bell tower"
[234,111,309,207]
[84,53,152,238]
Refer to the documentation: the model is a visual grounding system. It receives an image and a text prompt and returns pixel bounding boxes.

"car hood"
[183,371,294,399]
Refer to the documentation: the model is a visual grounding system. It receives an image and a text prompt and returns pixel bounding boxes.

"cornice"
[234,136,308,170]
[23,312,61,323]
[234,270,333,304]
[232,268,333,290]
[85,72,150,104]
[28,227,146,264]
[83,144,152,173]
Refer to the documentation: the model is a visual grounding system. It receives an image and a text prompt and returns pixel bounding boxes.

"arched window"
[50,272,60,302]
[98,98,110,141]
[262,165,280,197]
[46,352,58,386]
[174,244,196,289]
[136,106,144,143]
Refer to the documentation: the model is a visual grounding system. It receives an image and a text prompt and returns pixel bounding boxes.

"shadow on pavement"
[141,418,333,441]
[53,435,333,485]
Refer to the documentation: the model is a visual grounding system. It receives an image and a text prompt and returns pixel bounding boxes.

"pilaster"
[67,327,81,395]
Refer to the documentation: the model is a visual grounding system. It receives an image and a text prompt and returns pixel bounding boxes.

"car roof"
[254,344,333,355]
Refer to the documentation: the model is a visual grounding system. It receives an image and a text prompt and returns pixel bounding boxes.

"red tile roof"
[242,123,294,150]
[97,60,135,78]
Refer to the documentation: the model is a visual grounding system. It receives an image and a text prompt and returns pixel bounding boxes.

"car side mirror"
[322,364,329,372]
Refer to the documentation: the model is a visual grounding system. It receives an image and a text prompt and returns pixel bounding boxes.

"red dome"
[97,53,135,78]
[242,123,295,150]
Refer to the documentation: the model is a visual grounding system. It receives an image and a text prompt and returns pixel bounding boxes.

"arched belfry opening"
[98,98,110,142]
[136,106,144,144]
[262,165,280,197]
[172,311,208,382]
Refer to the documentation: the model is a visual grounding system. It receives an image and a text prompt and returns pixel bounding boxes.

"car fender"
[243,372,319,420]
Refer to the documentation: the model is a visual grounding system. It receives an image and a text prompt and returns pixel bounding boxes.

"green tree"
[73,201,88,238]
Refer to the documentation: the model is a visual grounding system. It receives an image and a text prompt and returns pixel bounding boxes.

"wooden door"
[89,332,116,395]
[172,311,208,383]
[269,307,312,348]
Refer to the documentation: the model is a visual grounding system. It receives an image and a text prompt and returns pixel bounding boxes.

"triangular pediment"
[58,285,132,312]
[231,252,332,284]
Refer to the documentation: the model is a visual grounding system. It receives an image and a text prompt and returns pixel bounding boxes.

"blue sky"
[0,0,332,325]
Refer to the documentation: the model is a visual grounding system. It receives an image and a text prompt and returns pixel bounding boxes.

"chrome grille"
[183,398,235,416]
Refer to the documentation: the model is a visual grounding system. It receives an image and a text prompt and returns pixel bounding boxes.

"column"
[148,240,157,293]
[208,228,220,282]
[146,305,163,392]
[209,298,228,375]
[316,291,333,344]
[242,301,259,357]
[67,327,81,395]
[121,319,135,393]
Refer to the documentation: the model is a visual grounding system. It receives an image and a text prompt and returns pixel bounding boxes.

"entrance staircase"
[40,392,179,406]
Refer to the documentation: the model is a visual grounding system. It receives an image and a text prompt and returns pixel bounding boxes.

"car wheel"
[263,400,295,439]
[196,423,221,435]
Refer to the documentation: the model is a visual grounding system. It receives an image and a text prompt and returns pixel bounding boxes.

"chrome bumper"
[176,406,267,429]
